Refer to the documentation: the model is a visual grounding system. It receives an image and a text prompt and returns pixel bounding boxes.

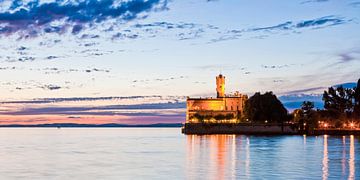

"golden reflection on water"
[349,135,355,180]
[186,135,238,180]
[322,135,328,180]
[186,134,356,179]
[342,136,346,177]
[231,135,236,179]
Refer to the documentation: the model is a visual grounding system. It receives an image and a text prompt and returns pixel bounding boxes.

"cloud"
[0,80,79,91]
[40,84,62,90]
[295,16,346,28]
[0,66,110,75]
[2,102,185,116]
[132,76,187,84]
[133,21,196,29]
[337,49,360,63]
[1,95,186,104]
[251,21,293,31]
[0,0,168,37]
[210,16,349,43]
[261,64,292,69]
[300,0,329,4]
[252,16,346,31]
[283,86,327,94]
[0,96,187,122]
[193,64,246,71]
[349,2,360,7]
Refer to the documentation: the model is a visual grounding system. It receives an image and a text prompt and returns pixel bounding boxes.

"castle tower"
[216,74,225,98]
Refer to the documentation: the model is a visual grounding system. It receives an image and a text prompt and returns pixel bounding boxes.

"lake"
[0,128,358,179]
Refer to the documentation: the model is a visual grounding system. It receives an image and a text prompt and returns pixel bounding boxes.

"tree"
[301,101,314,115]
[323,86,354,119]
[354,79,360,118]
[244,92,288,123]
[301,101,319,129]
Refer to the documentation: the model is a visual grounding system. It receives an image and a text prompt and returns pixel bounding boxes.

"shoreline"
[182,123,360,135]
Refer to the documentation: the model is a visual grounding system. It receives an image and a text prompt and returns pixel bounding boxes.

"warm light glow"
[324,123,328,128]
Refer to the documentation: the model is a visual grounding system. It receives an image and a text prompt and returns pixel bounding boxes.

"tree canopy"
[244,92,288,123]
[322,79,360,119]
[354,79,360,117]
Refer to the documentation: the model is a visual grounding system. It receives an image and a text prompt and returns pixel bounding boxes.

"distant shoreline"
[0,123,183,128]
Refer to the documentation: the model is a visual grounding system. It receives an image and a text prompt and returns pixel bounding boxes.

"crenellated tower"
[216,74,225,98]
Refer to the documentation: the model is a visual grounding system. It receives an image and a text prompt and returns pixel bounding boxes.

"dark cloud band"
[0,0,167,37]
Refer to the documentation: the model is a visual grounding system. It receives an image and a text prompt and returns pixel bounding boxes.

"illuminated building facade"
[186,74,248,123]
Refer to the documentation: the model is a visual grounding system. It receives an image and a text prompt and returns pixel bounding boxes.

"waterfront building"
[186,74,248,123]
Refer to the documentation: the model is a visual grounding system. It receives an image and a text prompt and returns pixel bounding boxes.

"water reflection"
[342,136,346,177]
[349,135,355,180]
[322,135,328,180]
[186,134,357,179]
[245,137,250,178]
[186,135,236,179]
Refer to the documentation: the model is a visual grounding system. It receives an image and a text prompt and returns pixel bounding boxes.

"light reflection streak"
[342,136,346,177]
[215,135,226,180]
[185,135,196,180]
[245,137,250,178]
[322,135,328,180]
[348,135,355,180]
[231,135,236,180]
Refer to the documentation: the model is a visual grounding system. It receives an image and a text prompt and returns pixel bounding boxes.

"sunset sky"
[0,0,360,124]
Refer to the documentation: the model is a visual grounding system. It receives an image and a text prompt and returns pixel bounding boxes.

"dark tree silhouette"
[354,79,360,118]
[244,92,288,123]
[301,101,314,115]
[323,86,354,119]
[301,101,319,129]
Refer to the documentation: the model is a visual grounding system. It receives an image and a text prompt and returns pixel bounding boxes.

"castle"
[186,74,248,123]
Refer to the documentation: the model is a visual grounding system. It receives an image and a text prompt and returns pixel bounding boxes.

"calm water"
[0,128,359,179]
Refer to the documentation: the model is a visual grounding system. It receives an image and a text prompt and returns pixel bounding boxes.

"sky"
[0,0,359,124]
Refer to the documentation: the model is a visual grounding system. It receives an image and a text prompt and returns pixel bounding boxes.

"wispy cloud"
[193,64,246,71]
[337,49,360,63]
[1,102,185,116]
[283,87,327,95]
[1,95,186,104]
[349,2,360,7]
[210,16,349,43]
[300,0,329,5]
[250,16,347,32]
[132,76,188,84]
[0,95,186,124]
[261,64,293,69]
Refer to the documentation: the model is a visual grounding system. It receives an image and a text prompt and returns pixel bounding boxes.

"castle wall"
[187,99,225,111]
